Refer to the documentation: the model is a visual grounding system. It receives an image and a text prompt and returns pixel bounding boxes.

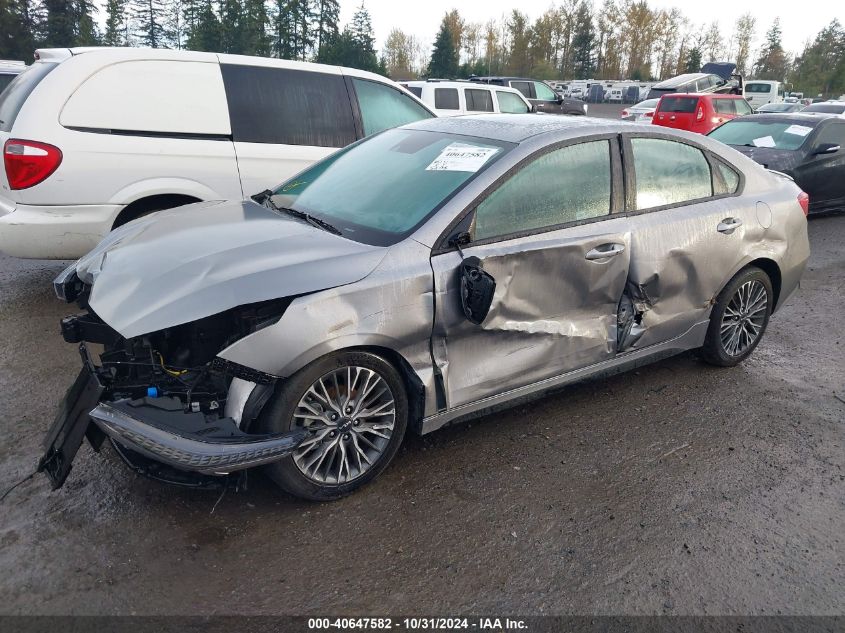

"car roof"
[652,73,710,88]
[402,113,640,143]
[660,93,744,99]
[404,80,521,93]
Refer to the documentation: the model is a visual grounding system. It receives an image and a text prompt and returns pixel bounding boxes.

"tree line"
[0,0,843,97]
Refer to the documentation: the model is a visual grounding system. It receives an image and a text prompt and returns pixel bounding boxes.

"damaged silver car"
[41,114,810,500]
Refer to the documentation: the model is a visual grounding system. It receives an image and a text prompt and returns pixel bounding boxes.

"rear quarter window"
[61,60,231,135]
[434,88,459,110]
[0,63,57,133]
[223,64,355,146]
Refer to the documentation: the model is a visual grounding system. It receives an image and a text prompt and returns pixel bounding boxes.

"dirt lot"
[0,134,843,615]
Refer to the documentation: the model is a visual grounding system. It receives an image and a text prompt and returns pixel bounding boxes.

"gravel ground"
[0,116,842,615]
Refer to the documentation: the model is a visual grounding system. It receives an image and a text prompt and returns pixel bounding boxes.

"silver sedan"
[44,115,810,501]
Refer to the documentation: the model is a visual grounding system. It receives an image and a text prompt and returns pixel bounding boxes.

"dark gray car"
[44,115,809,501]
[469,76,588,115]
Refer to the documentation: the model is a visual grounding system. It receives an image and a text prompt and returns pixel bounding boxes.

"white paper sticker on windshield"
[426,143,499,172]
[784,124,813,137]
[752,136,777,148]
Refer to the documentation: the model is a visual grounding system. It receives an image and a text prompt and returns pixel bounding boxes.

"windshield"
[270,128,514,246]
[708,119,817,150]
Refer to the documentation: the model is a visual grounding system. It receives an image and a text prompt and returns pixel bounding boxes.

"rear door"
[654,95,700,131]
[431,137,630,409]
[619,134,757,350]
[221,63,354,197]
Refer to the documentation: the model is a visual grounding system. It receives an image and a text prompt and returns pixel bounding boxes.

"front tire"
[701,266,773,367]
[259,351,408,501]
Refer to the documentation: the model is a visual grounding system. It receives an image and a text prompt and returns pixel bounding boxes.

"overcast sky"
[339,0,841,58]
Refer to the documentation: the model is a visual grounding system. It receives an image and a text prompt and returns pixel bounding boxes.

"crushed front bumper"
[38,345,307,488]
[89,399,306,476]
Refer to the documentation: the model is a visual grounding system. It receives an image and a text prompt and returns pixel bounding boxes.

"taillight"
[4,139,63,190]
[621,109,629,117]
[797,191,809,216]
[696,105,704,121]
[645,111,653,117]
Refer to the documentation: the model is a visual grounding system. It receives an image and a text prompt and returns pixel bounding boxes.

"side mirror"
[459,256,496,325]
[814,143,841,155]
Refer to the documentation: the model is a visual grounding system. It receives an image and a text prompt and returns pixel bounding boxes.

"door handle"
[585,243,626,260]
[717,218,743,234]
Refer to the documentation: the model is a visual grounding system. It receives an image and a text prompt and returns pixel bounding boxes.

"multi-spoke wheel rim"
[291,366,396,485]
[720,280,768,357]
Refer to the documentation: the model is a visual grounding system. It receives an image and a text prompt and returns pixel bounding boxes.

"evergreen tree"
[685,47,702,72]
[240,0,269,55]
[792,19,845,98]
[570,1,594,79]
[131,0,168,47]
[313,0,339,58]
[427,15,458,78]
[273,0,313,60]
[348,1,375,58]
[185,0,220,51]
[40,0,77,46]
[102,0,128,45]
[753,18,788,80]
[1,0,37,58]
[75,0,99,45]
[218,0,242,52]
[505,10,530,76]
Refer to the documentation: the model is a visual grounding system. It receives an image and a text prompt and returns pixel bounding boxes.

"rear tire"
[259,351,408,501]
[701,266,773,367]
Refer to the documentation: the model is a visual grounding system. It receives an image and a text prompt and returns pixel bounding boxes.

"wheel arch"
[744,257,782,310]
[112,193,203,228]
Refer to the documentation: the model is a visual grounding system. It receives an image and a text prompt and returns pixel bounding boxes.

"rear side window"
[0,63,57,133]
[407,86,422,98]
[510,81,532,98]
[465,89,493,112]
[496,91,529,114]
[474,140,611,240]
[631,138,712,209]
[352,78,432,137]
[434,88,459,110]
[659,97,698,113]
[713,99,737,114]
[223,64,354,146]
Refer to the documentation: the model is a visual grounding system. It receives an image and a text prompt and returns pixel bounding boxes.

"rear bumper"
[0,202,121,259]
[90,400,307,476]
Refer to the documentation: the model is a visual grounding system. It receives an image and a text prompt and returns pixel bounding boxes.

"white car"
[744,80,785,110]
[0,60,25,93]
[620,98,659,122]
[0,47,433,259]
[401,81,532,117]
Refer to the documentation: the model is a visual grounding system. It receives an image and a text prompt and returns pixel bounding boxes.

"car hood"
[727,145,804,171]
[76,200,388,338]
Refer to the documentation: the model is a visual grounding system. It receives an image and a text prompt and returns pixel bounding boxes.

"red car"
[652,93,753,134]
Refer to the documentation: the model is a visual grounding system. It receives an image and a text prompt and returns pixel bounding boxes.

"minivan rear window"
[0,63,56,133]
[659,96,698,113]
[221,64,356,147]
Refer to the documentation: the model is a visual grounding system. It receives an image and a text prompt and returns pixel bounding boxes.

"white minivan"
[744,80,785,110]
[400,80,533,117]
[0,47,434,259]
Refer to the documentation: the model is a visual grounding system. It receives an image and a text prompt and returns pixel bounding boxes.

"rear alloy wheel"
[260,351,407,500]
[701,266,773,367]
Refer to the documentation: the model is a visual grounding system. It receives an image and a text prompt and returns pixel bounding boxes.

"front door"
[431,138,630,409]
[794,120,845,212]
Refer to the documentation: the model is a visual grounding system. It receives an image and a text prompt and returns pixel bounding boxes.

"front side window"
[496,91,529,114]
[474,140,612,240]
[434,88,459,110]
[534,81,557,101]
[222,65,354,146]
[631,138,712,209]
[465,89,494,112]
[734,99,752,115]
[271,129,513,246]
[352,78,433,137]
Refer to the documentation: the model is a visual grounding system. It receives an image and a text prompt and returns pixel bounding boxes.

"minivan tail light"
[696,105,704,121]
[797,191,809,216]
[4,139,63,190]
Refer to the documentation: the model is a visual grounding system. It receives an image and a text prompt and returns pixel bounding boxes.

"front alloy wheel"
[292,366,396,485]
[260,351,408,500]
